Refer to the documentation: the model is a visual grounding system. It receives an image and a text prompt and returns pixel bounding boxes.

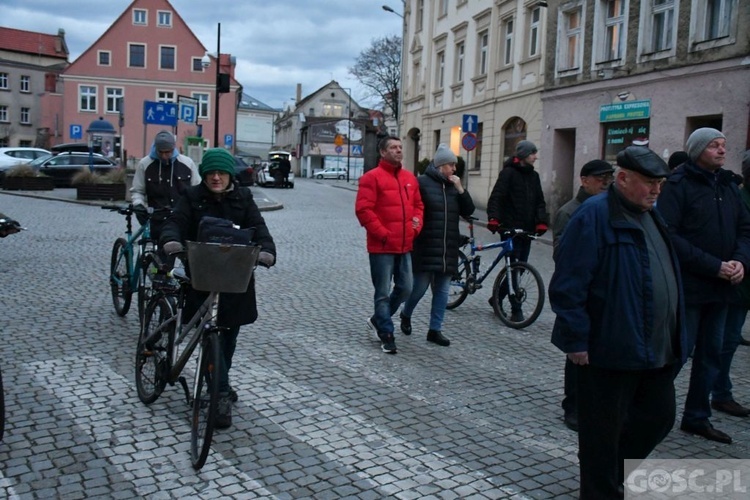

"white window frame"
[528,6,541,58]
[478,31,489,75]
[159,45,176,71]
[0,73,7,89]
[0,105,8,122]
[638,0,679,60]
[106,87,124,114]
[157,11,172,27]
[20,107,30,124]
[128,43,146,68]
[594,0,627,63]
[689,0,738,50]
[192,92,209,119]
[455,42,465,83]
[439,0,449,17]
[20,75,30,93]
[436,51,445,88]
[98,50,111,66]
[557,4,584,73]
[502,16,514,66]
[133,9,147,25]
[156,90,176,103]
[417,0,425,31]
[79,85,97,112]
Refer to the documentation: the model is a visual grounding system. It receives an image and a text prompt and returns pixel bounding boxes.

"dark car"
[234,156,254,186]
[28,152,119,187]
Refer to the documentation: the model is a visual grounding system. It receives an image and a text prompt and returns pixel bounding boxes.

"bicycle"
[102,204,168,320]
[135,241,261,470]
[447,216,546,329]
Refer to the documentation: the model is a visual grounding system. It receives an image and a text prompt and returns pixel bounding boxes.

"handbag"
[197,216,255,245]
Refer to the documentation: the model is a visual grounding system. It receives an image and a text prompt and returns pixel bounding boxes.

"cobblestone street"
[1,178,749,499]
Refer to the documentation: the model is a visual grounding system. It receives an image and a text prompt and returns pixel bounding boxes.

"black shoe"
[228,386,238,403]
[215,393,232,429]
[427,329,450,346]
[711,399,750,417]
[400,313,412,335]
[379,333,397,354]
[564,412,579,432]
[680,421,732,444]
[740,337,750,346]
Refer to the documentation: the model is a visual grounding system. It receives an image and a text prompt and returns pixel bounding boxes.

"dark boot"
[427,329,450,346]
[400,313,412,335]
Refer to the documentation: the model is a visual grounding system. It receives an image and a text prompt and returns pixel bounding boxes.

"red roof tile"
[0,26,68,60]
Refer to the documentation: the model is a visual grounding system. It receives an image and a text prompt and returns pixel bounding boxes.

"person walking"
[658,128,750,444]
[355,136,424,354]
[160,148,276,429]
[486,140,548,321]
[550,145,687,500]
[551,159,614,432]
[399,144,475,347]
[131,130,200,239]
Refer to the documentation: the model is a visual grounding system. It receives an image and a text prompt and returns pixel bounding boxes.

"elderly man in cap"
[551,159,614,432]
[131,130,200,238]
[486,140,548,321]
[550,146,688,499]
[161,148,276,429]
[658,129,750,445]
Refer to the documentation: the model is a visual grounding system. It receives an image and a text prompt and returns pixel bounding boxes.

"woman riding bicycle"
[160,148,276,430]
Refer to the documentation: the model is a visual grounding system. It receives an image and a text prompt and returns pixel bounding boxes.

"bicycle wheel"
[135,296,173,404]
[110,237,133,316]
[491,261,545,329]
[191,331,221,470]
[446,250,471,310]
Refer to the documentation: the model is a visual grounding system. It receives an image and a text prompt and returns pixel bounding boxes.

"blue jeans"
[369,253,413,335]
[712,303,747,403]
[402,271,451,331]
[218,325,240,393]
[681,302,728,426]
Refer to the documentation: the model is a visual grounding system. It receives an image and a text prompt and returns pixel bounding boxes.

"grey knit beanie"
[686,128,725,162]
[154,130,176,151]
[515,140,538,159]
[433,143,457,167]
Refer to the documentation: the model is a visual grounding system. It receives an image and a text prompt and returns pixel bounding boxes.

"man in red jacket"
[356,136,424,354]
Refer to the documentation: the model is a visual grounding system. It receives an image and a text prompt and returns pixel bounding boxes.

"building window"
[417,0,424,31]
[98,50,111,66]
[598,0,626,62]
[160,46,176,70]
[20,107,30,124]
[455,42,465,83]
[0,73,7,89]
[79,85,97,112]
[502,17,514,66]
[648,0,675,52]
[528,7,541,57]
[559,6,583,71]
[129,44,146,68]
[133,9,147,25]
[703,0,733,40]
[157,91,175,102]
[193,93,209,119]
[192,57,204,71]
[504,117,527,160]
[0,105,8,122]
[20,75,30,93]
[436,51,445,88]
[106,88,123,113]
[478,31,489,75]
[439,0,448,17]
[473,122,483,171]
[157,11,172,27]
[323,104,344,117]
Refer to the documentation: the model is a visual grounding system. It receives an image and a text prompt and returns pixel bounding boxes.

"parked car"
[315,167,348,180]
[256,161,295,188]
[234,156,254,186]
[50,143,96,154]
[27,152,119,187]
[0,147,52,185]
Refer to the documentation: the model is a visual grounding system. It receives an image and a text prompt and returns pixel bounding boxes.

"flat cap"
[580,160,614,177]
[616,146,670,178]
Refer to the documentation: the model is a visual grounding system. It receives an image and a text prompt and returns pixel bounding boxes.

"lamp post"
[201,23,223,148]
[381,4,405,138]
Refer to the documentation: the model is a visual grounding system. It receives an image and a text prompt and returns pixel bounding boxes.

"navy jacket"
[657,161,750,305]
[550,187,688,370]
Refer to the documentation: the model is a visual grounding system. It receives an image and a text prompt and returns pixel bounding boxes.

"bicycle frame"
[461,218,516,287]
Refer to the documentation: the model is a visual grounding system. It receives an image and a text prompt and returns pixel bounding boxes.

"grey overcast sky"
[2,0,403,110]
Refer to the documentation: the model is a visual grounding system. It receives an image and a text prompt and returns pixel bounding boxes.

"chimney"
[296,83,302,103]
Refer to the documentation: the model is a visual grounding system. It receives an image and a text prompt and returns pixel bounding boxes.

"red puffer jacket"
[355,159,424,254]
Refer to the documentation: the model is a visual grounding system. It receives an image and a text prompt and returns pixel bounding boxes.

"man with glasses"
[551,159,614,432]
[550,146,687,499]
[658,128,750,445]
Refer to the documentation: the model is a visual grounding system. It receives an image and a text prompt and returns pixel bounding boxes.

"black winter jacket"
[487,157,548,231]
[657,161,750,305]
[412,164,475,274]
[160,182,276,326]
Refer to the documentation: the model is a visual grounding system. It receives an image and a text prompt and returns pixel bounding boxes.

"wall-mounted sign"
[600,99,651,123]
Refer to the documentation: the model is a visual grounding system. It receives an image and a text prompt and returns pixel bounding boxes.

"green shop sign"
[600,100,651,122]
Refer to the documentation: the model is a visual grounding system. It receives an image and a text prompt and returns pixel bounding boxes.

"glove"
[535,223,548,237]
[133,204,149,225]
[258,251,275,268]
[163,241,184,255]
[487,219,500,233]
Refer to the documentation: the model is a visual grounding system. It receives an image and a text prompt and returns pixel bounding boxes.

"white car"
[256,161,295,188]
[0,147,51,170]
[315,167,348,180]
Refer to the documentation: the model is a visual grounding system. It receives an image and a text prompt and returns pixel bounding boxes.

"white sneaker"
[366,316,380,342]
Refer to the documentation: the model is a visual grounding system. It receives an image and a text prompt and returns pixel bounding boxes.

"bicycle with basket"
[135,239,260,470]
[447,216,546,329]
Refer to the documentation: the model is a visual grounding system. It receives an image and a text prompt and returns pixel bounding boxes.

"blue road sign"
[179,103,196,123]
[335,145,343,154]
[351,145,363,156]
[462,132,477,152]
[70,124,83,140]
[143,101,178,126]
[462,114,478,134]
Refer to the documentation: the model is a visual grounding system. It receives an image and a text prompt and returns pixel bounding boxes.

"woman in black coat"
[399,145,475,346]
[161,148,275,429]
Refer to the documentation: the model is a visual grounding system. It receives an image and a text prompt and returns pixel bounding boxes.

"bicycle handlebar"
[101,203,171,218]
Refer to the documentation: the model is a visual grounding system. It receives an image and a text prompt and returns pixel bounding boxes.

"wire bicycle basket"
[186,241,260,293]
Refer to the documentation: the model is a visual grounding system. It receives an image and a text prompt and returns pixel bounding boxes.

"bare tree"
[349,35,401,121]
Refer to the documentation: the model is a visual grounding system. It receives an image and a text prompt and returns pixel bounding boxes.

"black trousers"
[577,364,675,500]
[562,358,577,416]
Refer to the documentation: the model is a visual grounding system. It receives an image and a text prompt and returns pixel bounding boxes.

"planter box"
[2,176,55,191]
[76,183,127,201]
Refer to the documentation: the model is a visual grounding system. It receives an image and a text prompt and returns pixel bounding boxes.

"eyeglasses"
[592,173,614,182]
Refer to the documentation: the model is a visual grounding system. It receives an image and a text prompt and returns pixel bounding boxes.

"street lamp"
[381,5,403,18]
[338,88,354,182]
[201,22,226,148]
[382,4,405,137]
